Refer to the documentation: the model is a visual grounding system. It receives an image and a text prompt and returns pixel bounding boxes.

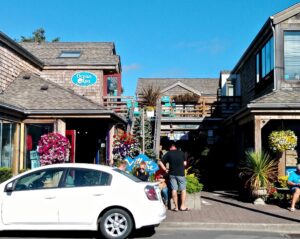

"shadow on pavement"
[0,228,156,239]
[202,195,300,223]
[0,230,98,238]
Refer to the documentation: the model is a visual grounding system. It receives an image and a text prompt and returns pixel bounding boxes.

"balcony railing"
[160,96,241,119]
[103,96,134,118]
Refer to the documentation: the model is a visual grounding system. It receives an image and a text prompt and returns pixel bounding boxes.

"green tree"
[132,114,155,159]
[20,28,60,43]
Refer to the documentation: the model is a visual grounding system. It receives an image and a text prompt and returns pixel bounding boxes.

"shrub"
[0,167,12,183]
[186,173,203,194]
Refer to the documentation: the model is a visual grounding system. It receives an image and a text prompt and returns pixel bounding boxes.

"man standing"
[288,164,300,211]
[159,141,188,211]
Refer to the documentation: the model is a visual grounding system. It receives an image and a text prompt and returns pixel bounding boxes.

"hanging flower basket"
[112,132,140,162]
[37,132,71,166]
[268,130,297,153]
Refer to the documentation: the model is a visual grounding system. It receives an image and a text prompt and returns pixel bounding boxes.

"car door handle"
[44,196,56,199]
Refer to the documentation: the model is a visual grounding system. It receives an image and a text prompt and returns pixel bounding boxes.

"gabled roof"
[0,32,43,69]
[20,42,121,71]
[136,78,218,96]
[0,72,121,116]
[160,81,202,96]
[272,2,300,24]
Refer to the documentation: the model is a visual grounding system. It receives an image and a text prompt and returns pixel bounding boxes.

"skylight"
[59,51,81,58]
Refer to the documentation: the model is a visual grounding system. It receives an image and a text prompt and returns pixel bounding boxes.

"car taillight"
[144,185,158,201]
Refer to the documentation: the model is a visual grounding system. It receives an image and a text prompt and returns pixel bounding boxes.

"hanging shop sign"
[71,72,97,87]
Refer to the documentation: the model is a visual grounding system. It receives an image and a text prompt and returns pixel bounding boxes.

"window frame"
[283,30,300,81]
[11,168,66,192]
[255,36,274,90]
[61,168,112,188]
[58,51,81,58]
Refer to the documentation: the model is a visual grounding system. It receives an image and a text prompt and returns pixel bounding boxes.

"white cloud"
[123,63,141,72]
[175,38,228,55]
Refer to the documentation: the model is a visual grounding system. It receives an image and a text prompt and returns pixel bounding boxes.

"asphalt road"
[0,228,300,239]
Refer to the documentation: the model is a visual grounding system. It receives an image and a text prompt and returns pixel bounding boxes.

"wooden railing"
[103,96,134,118]
[210,96,241,118]
[160,96,241,119]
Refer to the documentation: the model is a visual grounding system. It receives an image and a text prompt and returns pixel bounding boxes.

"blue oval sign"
[71,72,97,87]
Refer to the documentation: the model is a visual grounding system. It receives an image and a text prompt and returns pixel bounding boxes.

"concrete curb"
[159,222,300,234]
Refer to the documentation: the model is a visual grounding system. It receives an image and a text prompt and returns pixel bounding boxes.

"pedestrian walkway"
[160,191,300,233]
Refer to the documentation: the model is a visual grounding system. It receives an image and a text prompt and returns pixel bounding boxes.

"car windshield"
[113,168,142,182]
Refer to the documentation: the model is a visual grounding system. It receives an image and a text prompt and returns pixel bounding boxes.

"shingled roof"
[136,78,219,96]
[0,72,117,115]
[20,42,120,69]
[249,89,300,108]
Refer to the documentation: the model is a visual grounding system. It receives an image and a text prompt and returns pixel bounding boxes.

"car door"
[58,168,111,225]
[1,168,64,225]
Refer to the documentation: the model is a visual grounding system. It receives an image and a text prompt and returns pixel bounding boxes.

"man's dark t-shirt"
[162,150,186,176]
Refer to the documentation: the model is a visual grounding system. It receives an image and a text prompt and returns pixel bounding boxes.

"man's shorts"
[169,175,186,191]
[291,186,300,193]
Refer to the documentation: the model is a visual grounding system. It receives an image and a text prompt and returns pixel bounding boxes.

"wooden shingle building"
[0,32,124,174]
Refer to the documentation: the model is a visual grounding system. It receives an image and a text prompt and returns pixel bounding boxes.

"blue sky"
[1,0,299,95]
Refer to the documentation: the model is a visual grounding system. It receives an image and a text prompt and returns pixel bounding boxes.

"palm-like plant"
[240,151,278,192]
[141,85,160,107]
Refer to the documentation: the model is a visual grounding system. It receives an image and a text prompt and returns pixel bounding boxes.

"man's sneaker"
[289,207,295,212]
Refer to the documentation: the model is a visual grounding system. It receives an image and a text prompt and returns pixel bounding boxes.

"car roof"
[21,163,114,174]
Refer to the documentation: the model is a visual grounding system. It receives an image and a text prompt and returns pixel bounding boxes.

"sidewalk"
[159,191,300,233]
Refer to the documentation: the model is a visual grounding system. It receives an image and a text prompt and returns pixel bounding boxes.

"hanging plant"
[268,130,297,153]
[112,132,140,162]
[37,132,71,166]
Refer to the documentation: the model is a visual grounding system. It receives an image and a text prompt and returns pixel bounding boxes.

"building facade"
[0,32,125,174]
[222,3,300,176]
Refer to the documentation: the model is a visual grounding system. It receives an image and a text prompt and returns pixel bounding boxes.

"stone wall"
[40,69,104,105]
[0,42,40,92]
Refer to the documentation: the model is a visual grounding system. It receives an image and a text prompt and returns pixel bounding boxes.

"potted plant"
[239,151,277,204]
[141,85,160,117]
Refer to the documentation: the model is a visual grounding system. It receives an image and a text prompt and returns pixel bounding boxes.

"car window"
[113,168,142,183]
[14,168,64,191]
[63,168,111,188]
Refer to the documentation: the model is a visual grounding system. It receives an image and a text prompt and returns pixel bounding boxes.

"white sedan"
[0,163,166,239]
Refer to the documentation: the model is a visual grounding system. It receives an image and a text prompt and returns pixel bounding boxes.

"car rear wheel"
[99,208,133,239]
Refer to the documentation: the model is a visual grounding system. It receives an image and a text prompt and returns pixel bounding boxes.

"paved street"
[161,191,300,233]
[1,229,300,239]
[1,191,300,239]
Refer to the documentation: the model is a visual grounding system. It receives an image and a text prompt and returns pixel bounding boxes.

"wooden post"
[19,123,25,171]
[12,123,20,176]
[56,119,66,136]
[108,124,115,166]
[254,118,262,152]
[142,108,145,154]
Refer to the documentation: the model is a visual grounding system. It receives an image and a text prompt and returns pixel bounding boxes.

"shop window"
[25,124,53,169]
[107,76,118,96]
[0,120,18,168]
[256,37,274,83]
[284,31,300,80]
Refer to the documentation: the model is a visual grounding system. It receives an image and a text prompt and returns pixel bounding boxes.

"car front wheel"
[99,208,133,239]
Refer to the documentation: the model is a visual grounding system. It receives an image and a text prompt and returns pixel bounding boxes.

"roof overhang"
[0,32,43,69]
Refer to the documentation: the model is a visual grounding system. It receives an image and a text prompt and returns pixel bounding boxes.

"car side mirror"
[5,182,14,192]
